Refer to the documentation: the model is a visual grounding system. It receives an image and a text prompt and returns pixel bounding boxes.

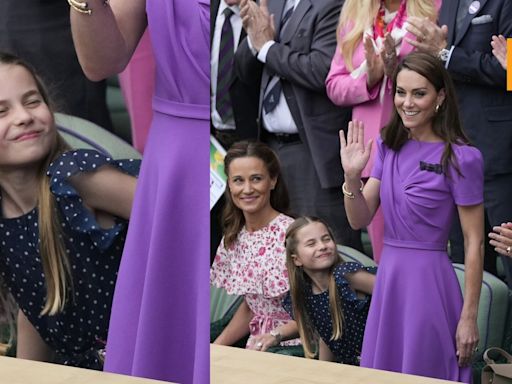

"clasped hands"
[240,0,275,52]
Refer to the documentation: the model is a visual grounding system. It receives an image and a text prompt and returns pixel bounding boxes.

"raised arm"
[456,203,484,367]
[339,121,380,229]
[70,0,148,81]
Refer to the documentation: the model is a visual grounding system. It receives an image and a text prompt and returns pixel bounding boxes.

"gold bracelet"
[342,180,364,199]
[68,0,109,15]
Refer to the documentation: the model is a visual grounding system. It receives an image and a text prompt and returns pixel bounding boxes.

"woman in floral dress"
[211,141,300,352]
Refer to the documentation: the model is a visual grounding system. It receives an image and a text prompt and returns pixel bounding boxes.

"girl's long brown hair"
[285,216,344,359]
[0,52,72,315]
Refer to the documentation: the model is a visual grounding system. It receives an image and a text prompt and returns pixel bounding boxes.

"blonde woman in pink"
[326,0,440,262]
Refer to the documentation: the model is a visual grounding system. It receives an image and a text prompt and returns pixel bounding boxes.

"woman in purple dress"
[70,1,209,383]
[339,52,483,382]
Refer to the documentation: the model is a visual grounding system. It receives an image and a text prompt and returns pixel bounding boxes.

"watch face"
[439,49,450,61]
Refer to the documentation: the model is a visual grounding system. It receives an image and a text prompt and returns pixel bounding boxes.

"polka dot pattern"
[0,149,140,369]
[284,262,374,365]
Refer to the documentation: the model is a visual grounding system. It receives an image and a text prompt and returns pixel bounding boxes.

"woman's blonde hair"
[285,216,344,359]
[337,0,437,71]
[0,52,72,316]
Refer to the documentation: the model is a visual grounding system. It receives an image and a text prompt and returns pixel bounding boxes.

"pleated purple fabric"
[104,1,210,383]
[361,138,483,383]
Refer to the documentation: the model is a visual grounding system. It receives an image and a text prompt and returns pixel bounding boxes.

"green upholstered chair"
[55,112,141,160]
[338,244,377,267]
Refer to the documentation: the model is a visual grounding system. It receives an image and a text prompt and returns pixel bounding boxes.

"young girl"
[0,52,139,369]
[283,216,375,364]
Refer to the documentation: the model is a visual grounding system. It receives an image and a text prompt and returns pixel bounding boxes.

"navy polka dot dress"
[0,150,140,369]
[283,262,375,365]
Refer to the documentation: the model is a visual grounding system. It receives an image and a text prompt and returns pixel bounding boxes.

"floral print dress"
[210,213,300,347]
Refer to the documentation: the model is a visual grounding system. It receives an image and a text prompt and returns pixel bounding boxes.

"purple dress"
[103,1,210,383]
[360,138,483,383]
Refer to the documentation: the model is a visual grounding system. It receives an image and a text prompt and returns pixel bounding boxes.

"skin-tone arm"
[491,35,508,70]
[249,320,299,352]
[456,204,484,367]
[69,166,137,222]
[70,0,147,81]
[318,337,335,362]
[345,270,376,296]
[339,120,380,230]
[489,222,512,257]
[16,310,54,362]
[214,298,253,346]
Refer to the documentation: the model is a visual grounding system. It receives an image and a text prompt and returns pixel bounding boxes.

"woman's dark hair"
[381,51,470,176]
[222,140,289,248]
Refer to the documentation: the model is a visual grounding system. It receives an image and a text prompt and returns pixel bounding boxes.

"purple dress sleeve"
[370,136,387,180]
[447,145,484,206]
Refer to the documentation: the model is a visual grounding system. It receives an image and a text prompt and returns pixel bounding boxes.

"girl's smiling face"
[0,64,55,169]
[292,221,337,272]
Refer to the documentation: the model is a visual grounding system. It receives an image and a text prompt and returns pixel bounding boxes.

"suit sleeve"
[446,0,512,88]
[264,0,343,92]
[235,36,265,87]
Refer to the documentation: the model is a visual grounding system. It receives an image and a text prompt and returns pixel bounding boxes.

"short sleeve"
[334,262,371,309]
[47,149,141,250]
[447,145,484,206]
[370,137,386,180]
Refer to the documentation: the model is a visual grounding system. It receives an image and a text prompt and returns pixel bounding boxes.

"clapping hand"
[491,35,507,70]
[364,34,384,89]
[380,33,398,78]
[489,222,512,257]
[406,16,448,55]
[240,0,275,51]
[339,120,373,179]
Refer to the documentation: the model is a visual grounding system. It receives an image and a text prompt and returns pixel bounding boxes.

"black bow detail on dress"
[419,161,443,174]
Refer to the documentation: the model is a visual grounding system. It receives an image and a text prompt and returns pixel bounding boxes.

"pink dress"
[210,214,300,347]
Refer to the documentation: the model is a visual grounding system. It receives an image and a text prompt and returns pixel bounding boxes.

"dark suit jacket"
[235,0,350,189]
[440,0,512,176]
[211,0,260,142]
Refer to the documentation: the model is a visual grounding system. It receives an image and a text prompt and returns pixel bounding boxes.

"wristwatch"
[438,48,450,62]
[270,329,282,343]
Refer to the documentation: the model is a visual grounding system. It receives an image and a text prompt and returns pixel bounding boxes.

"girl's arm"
[70,0,147,81]
[345,269,376,296]
[16,310,54,362]
[250,320,299,352]
[456,203,484,367]
[69,166,137,220]
[213,298,253,346]
[318,337,335,362]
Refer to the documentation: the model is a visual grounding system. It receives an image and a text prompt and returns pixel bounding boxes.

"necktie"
[262,1,295,114]
[216,8,235,123]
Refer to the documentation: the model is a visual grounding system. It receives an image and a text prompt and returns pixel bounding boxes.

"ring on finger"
[507,246,511,254]
[256,342,263,349]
